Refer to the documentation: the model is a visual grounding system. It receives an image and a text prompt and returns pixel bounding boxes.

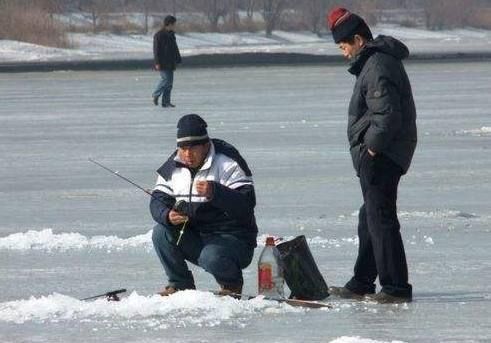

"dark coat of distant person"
[153,29,181,71]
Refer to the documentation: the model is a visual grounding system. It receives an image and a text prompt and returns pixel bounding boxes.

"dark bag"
[276,235,329,300]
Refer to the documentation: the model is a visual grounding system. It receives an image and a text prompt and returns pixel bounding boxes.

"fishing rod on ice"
[88,158,189,245]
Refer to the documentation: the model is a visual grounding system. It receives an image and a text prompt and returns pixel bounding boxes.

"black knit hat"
[327,7,371,44]
[176,114,209,147]
[164,15,177,27]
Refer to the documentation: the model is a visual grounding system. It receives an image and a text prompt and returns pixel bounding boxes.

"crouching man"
[150,114,258,296]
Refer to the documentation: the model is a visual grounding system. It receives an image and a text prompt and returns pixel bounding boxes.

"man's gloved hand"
[196,180,213,199]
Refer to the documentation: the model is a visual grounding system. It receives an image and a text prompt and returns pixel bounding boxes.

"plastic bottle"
[258,236,284,298]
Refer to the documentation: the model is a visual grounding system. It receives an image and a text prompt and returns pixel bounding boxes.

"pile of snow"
[456,126,491,136]
[350,209,478,219]
[0,229,152,252]
[0,40,93,62]
[0,229,359,252]
[330,338,406,343]
[0,290,304,328]
[257,234,358,248]
[397,210,479,219]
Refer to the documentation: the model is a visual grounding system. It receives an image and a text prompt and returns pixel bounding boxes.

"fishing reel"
[173,200,190,217]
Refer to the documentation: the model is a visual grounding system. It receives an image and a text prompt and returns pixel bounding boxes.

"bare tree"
[349,0,378,25]
[227,0,240,31]
[423,0,473,30]
[300,0,335,36]
[244,0,257,19]
[170,0,177,16]
[78,0,109,33]
[141,0,157,34]
[195,0,229,32]
[262,0,288,37]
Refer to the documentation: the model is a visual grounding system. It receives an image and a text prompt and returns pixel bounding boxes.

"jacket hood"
[349,35,409,75]
[365,35,409,60]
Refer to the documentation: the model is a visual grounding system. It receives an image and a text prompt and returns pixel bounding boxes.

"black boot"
[364,291,412,304]
[328,286,367,300]
[218,284,242,299]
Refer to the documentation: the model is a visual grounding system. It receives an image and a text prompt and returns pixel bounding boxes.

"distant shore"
[2,51,491,73]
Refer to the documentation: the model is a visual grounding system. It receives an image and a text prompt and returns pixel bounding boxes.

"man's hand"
[196,180,213,199]
[368,149,377,157]
[155,64,161,71]
[168,209,188,226]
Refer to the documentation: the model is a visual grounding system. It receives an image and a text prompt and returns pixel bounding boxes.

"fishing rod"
[81,288,127,301]
[88,158,158,201]
[88,158,189,245]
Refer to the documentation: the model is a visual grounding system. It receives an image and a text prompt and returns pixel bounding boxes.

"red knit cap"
[326,7,369,43]
[327,7,351,31]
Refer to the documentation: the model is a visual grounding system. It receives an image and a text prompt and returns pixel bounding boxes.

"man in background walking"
[327,7,417,303]
[153,15,181,108]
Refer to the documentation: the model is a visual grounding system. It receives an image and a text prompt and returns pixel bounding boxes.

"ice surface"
[0,64,490,342]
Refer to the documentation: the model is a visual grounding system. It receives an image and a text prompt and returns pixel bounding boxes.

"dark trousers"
[152,224,254,290]
[345,151,412,298]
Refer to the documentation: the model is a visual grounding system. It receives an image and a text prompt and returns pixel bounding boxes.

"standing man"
[150,114,258,296]
[152,15,181,108]
[327,7,417,303]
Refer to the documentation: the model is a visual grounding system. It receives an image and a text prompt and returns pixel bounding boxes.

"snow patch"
[257,234,358,248]
[0,290,303,328]
[3,24,491,63]
[0,229,358,252]
[424,236,435,245]
[456,126,491,136]
[0,229,152,252]
[330,337,406,343]
[350,209,479,219]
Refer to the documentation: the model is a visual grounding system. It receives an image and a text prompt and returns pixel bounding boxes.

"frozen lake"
[0,63,490,342]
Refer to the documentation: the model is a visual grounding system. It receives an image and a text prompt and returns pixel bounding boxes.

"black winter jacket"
[347,35,417,175]
[153,29,182,70]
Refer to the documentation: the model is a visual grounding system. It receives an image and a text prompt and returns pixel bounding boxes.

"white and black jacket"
[150,139,258,246]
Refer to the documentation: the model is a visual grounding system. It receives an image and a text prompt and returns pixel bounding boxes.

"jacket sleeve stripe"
[227,179,253,189]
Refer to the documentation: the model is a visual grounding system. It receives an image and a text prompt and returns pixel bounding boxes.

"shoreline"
[2,51,491,73]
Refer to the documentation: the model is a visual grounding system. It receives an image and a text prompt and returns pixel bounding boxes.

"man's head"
[176,114,210,169]
[327,7,373,60]
[164,15,177,31]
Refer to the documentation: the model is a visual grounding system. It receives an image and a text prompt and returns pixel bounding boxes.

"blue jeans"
[152,70,174,105]
[152,224,255,289]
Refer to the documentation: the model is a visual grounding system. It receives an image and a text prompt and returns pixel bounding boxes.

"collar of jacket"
[173,141,215,172]
[348,46,375,76]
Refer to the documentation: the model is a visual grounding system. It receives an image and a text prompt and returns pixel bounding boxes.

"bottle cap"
[265,237,275,246]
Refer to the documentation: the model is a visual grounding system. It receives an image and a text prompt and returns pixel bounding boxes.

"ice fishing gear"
[210,290,331,309]
[276,235,329,301]
[176,219,188,246]
[88,158,158,201]
[172,200,190,246]
[173,200,190,216]
[89,158,192,245]
[81,289,127,302]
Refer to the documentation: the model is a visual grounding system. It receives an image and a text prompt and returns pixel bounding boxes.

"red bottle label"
[258,263,273,290]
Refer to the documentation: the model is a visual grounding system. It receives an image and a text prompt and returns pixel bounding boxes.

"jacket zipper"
[188,170,195,207]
